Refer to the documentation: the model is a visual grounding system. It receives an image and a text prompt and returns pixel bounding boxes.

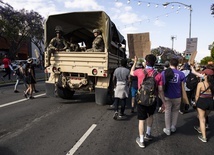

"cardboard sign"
[189,51,197,65]
[186,38,198,54]
[127,32,151,59]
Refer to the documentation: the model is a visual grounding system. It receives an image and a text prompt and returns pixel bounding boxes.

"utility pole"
[171,35,176,50]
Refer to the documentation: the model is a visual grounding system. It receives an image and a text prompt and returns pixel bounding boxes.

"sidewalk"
[0,67,45,87]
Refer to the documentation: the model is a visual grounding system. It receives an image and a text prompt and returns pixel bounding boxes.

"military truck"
[44,11,126,105]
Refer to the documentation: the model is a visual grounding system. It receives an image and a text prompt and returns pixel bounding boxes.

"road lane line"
[66,124,97,155]
[0,93,46,108]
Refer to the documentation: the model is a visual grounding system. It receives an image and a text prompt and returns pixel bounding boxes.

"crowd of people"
[111,54,214,148]
[1,54,39,99]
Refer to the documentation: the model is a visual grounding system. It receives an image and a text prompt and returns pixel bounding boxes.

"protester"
[130,54,165,148]
[1,54,12,81]
[112,59,130,120]
[194,68,214,142]
[129,61,143,113]
[180,63,199,114]
[14,61,27,93]
[161,58,185,136]
[23,58,36,99]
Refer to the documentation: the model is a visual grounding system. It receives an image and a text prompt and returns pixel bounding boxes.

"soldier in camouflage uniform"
[68,37,80,52]
[86,29,104,52]
[46,26,68,67]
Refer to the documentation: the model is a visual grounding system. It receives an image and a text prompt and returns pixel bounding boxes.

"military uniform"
[46,36,68,66]
[86,35,104,52]
[69,42,80,52]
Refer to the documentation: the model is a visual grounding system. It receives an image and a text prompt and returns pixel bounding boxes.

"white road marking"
[0,93,46,108]
[66,124,97,155]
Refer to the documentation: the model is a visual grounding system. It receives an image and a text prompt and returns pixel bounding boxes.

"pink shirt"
[133,68,163,89]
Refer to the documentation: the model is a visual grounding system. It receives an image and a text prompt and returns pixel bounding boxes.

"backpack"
[163,68,174,92]
[15,68,21,76]
[136,70,158,106]
[186,72,199,90]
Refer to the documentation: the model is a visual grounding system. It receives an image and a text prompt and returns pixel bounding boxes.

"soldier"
[86,29,104,52]
[46,26,68,67]
[68,37,80,52]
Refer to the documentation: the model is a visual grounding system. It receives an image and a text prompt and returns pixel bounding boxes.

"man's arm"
[130,56,138,76]
[158,86,166,104]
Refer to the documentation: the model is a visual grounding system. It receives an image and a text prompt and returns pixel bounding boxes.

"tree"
[200,56,213,65]
[211,42,214,59]
[0,1,44,59]
[211,3,214,16]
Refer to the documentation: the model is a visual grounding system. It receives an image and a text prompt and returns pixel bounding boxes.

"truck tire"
[56,86,75,99]
[56,74,75,99]
[95,87,113,105]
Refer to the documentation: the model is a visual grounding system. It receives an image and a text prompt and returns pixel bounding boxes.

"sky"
[2,0,214,62]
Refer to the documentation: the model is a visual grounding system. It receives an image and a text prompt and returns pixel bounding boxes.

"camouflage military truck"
[44,11,126,105]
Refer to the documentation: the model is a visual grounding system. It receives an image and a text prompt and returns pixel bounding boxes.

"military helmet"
[55,26,63,33]
[92,29,101,34]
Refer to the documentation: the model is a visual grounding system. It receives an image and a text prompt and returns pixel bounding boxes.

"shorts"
[131,87,138,97]
[196,97,214,111]
[137,99,157,120]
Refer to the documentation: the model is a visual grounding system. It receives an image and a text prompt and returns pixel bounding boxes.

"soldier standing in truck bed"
[86,29,104,52]
[46,26,68,67]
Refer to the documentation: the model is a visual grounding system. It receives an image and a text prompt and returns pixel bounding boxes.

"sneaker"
[163,128,171,136]
[14,90,19,93]
[113,112,118,120]
[194,126,202,134]
[110,104,115,109]
[179,110,184,115]
[119,113,124,118]
[131,107,134,113]
[34,90,39,93]
[136,137,145,148]
[144,134,153,141]
[23,93,28,98]
[28,96,35,99]
[198,135,207,143]
[171,127,176,133]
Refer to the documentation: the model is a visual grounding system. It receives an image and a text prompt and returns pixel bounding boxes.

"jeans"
[114,98,126,115]
[164,97,181,129]
[14,76,27,90]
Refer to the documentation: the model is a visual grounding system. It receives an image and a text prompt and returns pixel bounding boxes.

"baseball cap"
[202,69,214,75]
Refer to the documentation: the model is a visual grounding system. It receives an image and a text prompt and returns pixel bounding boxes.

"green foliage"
[200,56,214,65]
[0,1,44,59]
[211,45,214,59]
[211,3,214,16]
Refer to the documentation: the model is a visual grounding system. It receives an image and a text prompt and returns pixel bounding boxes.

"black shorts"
[137,100,157,120]
[196,97,214,111]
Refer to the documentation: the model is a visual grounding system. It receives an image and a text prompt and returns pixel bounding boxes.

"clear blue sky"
[4,0,214,62]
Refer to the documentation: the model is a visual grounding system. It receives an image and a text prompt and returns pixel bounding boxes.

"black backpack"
[15,68,21,76]
[186,72,199,90]
[136,70,158,106]
[163,68,174,92]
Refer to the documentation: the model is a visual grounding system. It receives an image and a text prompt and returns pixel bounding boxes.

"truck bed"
[45,51,121,77]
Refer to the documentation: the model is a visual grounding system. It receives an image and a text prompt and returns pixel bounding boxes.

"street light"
[163,2,192,38]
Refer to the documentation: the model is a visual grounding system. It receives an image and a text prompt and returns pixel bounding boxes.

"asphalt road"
[0,81,214,155]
